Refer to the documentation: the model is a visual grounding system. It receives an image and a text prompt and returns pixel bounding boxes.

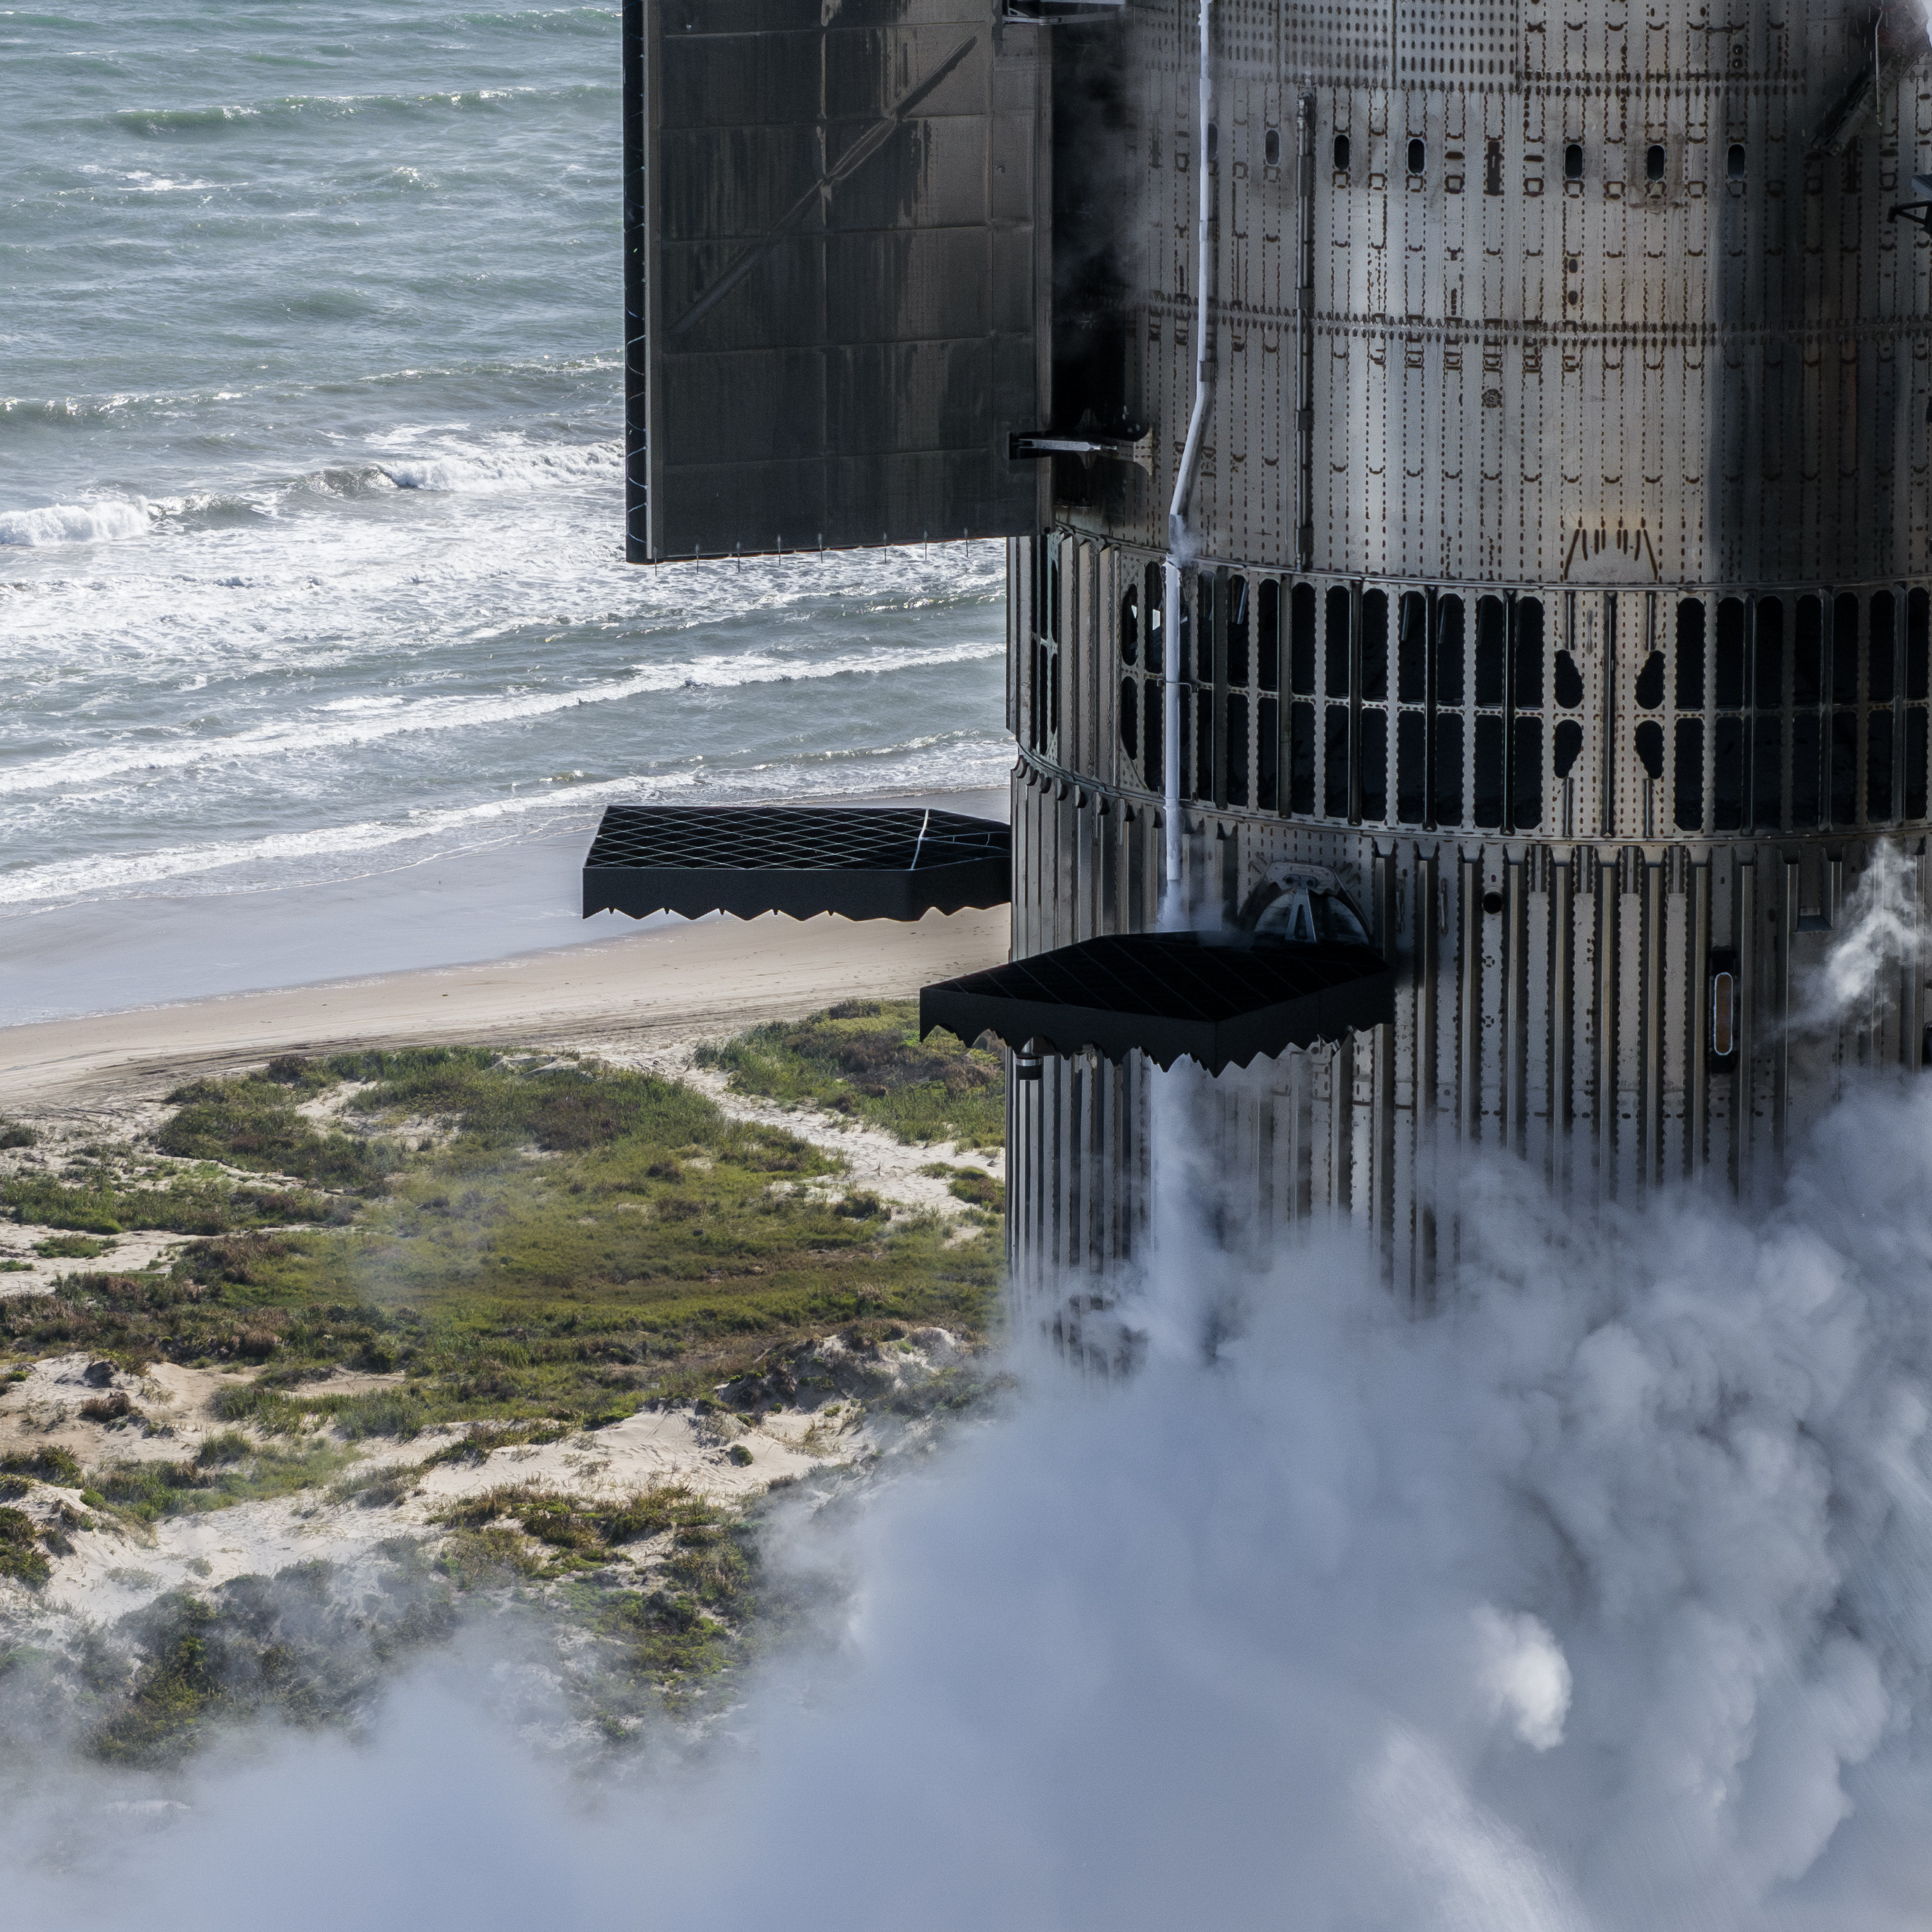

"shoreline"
[0,782,1011,1031]
[0,905,1009,1116]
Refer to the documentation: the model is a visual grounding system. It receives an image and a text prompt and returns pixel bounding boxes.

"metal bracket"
[1008,429,1155,475]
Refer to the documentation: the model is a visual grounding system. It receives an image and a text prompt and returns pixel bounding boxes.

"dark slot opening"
[1674,717,1704,828]
[1635,719,1665,782]
[1119,587,1139,666]
[1193,680,1213,802]
[1475,596,1507,705]
[1434,595,1465,704]
[1359,709,1387,821]
[1554,648,1584,709]
[1361,588,1388,700]
[1398,591,1428,702]
[1910,587,1929,702]
[1408,137,1426,175]
[1511,715,1542,827]
[1830,709,1858,824]
[1676,598,1706,709]
[1564,142,1583,179]
[1207,121,1219,165]
[1049,646,1060,736]
[1473,715,1505,826]
[1323,704,1350,816]
[1715,597,1745,707]
[1832,591,1860,704]
[1291,580,1317,694]
[1485,136,1503,194]
[1325,585,1351,698]
[1795,595,1822,704]
[1646,142,1666,181]
[1257,696,1280,810]
[1635,649,1666,709]
[1264,127,1282,167]
[1227,574,1250,688]
[1750,715,1782,829]
[1908,708,1929,820]
[1791,711,1821,826]
[1868,710,1894,822]
[1512,597,1544,708]
[1290,701,1315,813]
[1118,676,1139,761]
[1398,709,1427,823]
[1754,596,1783,709]
[1226,692,1249,806]
[1144,563,1165,676]
[1258,578,1280,692]
[1432,712,1463,824]
[1869,590,1895,704]
[1333,132,1351,171]
[1712,714,1744,830]
[1553,717,1584,778]
[1727,142,1746,179]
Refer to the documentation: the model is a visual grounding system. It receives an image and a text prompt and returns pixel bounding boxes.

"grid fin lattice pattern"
[921,932,1394,1073]
[583,806,1011,923]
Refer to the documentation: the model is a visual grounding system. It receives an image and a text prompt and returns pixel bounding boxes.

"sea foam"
[0,500,150,547]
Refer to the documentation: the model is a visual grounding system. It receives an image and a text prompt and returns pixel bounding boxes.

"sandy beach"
[0,903,1008,1698]
[0,905,1007,1118]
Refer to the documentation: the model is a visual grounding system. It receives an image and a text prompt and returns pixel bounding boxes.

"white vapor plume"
[1809,838,1922,1027]
[1471,1605,1572,1751]
[12,1076,1932,1931]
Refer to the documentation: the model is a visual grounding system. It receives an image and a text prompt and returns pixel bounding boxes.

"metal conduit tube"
[1162,0,1213,927]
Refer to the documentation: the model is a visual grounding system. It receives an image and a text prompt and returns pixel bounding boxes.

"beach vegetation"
[92,1438,352,1524]
[2,1447,84,1487]
[86,1560,461,1763]
[32,1233,115,1260]
[0,1506,52,1588]
[158,1071,395,1193]
[696,998,1005,1149]
[3,1161,338,1237]
[918,1161,1006,1211]
[1,1048,998,1579]
[0,1122,38,1150]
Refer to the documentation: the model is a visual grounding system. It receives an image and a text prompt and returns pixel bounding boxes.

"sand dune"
[0,907,1008,1114]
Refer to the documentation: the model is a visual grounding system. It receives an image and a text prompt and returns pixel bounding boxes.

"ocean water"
[0,3,1009,1023]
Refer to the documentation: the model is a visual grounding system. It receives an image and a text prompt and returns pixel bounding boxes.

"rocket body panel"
[616,0,1932,1290]
[1008,0,1932,1293]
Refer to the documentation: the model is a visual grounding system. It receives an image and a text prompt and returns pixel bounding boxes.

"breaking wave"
[0,636,1004,803]
[0,727,1009,905]
[0,499,151,548]
[375,439,622,493]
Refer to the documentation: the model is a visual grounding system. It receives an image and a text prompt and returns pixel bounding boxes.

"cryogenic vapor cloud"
[13,1077,1932,1931]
